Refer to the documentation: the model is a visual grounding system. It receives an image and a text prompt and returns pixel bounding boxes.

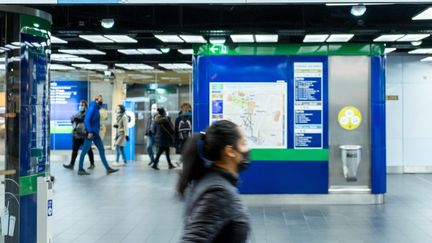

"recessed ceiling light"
[79,35,114,43]
[104,35,138,43]
[373,34,405,42]
[230,34,254,43]
[413,7,432,20]
[397,34,430,42]
[159,63,192,70]
[5,44,20,50]
[179,35,207,43]
[209,37,226,44]
[72,64,108,70]
[154,35,184,43]
[118,49,142,55]
[420,57,432,62]
[408,48,432,54]
[115,63,154,70]
[351,4,367,17]
[137,49,162,55]
[160,48,170,53]
[51,54,91,63]
[411,41,423,46]
[384,48,397,54]
[303,34,329,43]
[51,36,68,44]
[50,64,75,70]
[178,49,194,55]
[101,18,115,29]
[326,34,354,42]
[255,34,278,43]
[58,49,106,55]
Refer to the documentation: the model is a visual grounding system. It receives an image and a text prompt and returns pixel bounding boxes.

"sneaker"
[63,164,74,170]
[88,164,95,170]
[169,165,176,170]
[151,165,160,170]
[112,162,121,167]
[78,170,90,176]
[107,168,119,175]
[148,161,154,166]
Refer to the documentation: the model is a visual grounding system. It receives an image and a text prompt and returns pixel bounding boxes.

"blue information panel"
[293,62,324,149]
[50,81,88,150]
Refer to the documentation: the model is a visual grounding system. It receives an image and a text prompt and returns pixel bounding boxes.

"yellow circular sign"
[338,106,362,130]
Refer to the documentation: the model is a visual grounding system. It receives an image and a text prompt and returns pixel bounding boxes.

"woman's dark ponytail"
[176,120,240,198]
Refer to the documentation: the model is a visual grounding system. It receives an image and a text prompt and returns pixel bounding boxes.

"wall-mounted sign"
[338,106,362,130]
[293,62,324,149]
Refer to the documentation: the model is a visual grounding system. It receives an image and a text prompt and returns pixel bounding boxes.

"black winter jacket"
[180,167,251,243]
[152,115,174,147]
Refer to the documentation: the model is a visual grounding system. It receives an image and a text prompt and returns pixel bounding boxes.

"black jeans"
[70,137,95,166]
[154,146,173,167]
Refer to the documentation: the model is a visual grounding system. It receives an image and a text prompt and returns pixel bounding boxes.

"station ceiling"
[32,3,432,71]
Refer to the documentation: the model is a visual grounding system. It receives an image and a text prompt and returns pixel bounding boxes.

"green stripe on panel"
[20,173,46,196]
[251,149,329,161]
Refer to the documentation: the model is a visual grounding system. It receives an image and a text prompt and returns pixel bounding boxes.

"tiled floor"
[52,157,432,243]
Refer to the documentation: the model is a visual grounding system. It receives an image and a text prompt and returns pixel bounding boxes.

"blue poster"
[50,81,88,150]
[293,62,324,149]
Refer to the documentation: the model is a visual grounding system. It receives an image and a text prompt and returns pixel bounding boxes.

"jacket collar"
[209,166,239,186]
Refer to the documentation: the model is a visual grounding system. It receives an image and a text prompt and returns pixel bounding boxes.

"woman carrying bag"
[113,104,129,166]
[151,107,176,170]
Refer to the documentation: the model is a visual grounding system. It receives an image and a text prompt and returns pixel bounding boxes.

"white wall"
[386,55,432,172]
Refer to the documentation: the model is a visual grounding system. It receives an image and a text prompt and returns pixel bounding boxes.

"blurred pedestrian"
[175,103,192,155]
[113,104,129,166]
[146,103,158,166]
[151,107,175,170]
[177,120,251,243]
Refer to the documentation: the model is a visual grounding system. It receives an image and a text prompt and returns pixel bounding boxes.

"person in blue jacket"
[77,94,119,176]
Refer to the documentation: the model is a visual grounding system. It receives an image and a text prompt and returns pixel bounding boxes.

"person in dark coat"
[175,103,192,155]
[177,120,251,243]
[63,100,95,170]
[146,103,158,166]
[151,107,176,170]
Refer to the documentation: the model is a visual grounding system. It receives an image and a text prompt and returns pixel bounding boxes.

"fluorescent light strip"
[51,54,91,63]
[373,34,405,42]
[79,35,114,43]
[154,35,184,43]
[303,34,329,43]
[178,49,194,55]
[397,34,430,42]
[104,35,138,43]
[421,57,432,62]
[115,63,154,70]
[209,37,226,44]
[159,63,192,70]
[326,34,354,42]
[413,7,432,20]
[59,49,106,55]
[72,64,108,70]
[230,34,254,43]
[118,49,143,55]
[51,36,68,44]
[384,48,397,54]
[137,49,162,55]
[5,44,20,50]
[408,48,432,54]
[255,34,278,43]
[50,64,75,70]
[180,35,207,43]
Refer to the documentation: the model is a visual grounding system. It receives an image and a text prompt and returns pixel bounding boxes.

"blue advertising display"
[123,100,135,161]
[50,81,88,150]
[293,62,324,149]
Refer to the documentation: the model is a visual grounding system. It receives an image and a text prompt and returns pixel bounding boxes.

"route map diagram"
[210,82,287,148]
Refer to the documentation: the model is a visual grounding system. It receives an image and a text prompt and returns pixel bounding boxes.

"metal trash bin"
[339,145,362,182]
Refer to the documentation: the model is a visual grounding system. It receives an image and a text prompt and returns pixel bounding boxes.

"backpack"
[178,116,192,140]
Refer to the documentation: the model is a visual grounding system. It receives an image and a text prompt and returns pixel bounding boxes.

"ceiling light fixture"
[118,49,143,55]
[408,48,432,54]
[384,48,397,54]
[51,36,68,44]
[158,63,192,70]
[178,49,194,55]
[411,41,423,46]
[230,34,254,43]
[59,49,106,55]
[160,48,170,53]
[154,35,184,43]
[420,57,432,62]
[351,4,367,17]
[50,64,75,71]
[51,54,91,63]
[413,7,432,20]
[179,35,207,43]
[303,34,329,43]
[397,34,430,42]
[115,63,154,70]
[79,35,114,43]
[255,34,278,43]
[373,34,405,42]
[101,18,115,29]
[326,34,354,42]
[104,35,137,43]
[72,64,108,70]
[137,49,162,55]
[209,37,226,44]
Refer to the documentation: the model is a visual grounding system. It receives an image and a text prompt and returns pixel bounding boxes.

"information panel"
[294,62,323,149]
[50,81,88,150]
[209,82,287,148]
